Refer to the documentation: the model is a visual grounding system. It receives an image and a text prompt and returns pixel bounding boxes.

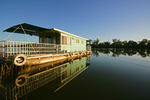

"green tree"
[128,40,138,48]
[103,41,111,47]
[122,40,128,47]
[147,40,150,48]
[95,38,99,46]
[138,39,148,47]
[112,39,122,47]
[92,40,96,46]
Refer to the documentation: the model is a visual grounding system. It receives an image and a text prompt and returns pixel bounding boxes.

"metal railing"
[0,41,62,58]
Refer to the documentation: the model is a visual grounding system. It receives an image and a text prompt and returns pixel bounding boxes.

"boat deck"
[0,40,91,66]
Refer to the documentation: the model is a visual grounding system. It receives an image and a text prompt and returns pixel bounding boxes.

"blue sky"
[0,0,150,42]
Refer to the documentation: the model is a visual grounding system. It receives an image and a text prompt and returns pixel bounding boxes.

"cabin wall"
[39,32,86,53]
[60,33,86,52]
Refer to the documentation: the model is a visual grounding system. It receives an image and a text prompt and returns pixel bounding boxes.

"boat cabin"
[39,28,87,52]
[3,23,87,53]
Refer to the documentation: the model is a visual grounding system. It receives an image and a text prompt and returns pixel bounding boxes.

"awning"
[3,23,49,36]
[3,23,88,40]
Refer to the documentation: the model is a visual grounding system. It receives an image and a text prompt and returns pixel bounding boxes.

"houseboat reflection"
[0,56,91,100]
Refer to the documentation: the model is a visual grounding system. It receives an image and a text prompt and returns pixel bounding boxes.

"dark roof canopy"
[4,23,49,36]
[3,23,87,40]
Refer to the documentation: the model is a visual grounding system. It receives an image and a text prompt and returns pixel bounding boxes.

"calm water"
[0,48,150,100]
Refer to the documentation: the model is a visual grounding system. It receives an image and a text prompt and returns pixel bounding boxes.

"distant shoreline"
[87,39,150,49]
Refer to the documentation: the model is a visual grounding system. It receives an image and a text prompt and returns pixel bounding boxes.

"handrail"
[0,40,58,45]
[0,41,62,58]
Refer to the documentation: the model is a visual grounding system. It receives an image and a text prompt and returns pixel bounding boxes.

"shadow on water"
[92,48,150,58]
[0,55,91,100]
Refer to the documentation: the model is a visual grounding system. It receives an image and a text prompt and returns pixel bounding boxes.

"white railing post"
[2,41,4,57]
[29,43,30,55]
[7,41,8,58]
[26,42,28,56]
[9,41,10,56]
[25,42,26,55]
[15,42,17,55]
[19,42,21,54]
[56,45,58,54]
[13,41,14,55]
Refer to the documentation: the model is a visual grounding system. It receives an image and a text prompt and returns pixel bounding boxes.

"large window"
[62,36,71,45]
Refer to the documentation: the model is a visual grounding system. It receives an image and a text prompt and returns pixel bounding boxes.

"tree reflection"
[92,48,150,58]
[137,49,148,58]
[92,48,99,57]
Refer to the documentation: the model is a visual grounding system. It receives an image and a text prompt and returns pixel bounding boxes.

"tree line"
[87,39,150,48]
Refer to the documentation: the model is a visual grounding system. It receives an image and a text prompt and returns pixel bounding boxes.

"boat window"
[82,40,83,44]
[46,37,51,43]
[75,39,80,43]
[74,67,79,72]
[39,37,46,43]
[62,36,71,45]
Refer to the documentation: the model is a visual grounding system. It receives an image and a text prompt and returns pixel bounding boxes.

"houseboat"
[0,23,91,66]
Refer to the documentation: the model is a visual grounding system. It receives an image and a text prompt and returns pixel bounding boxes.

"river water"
[0,48,150,100]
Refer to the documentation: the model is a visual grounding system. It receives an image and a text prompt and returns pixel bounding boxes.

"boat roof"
[4,23,49,36]
[44,28,87,40]
[4,23,87,40]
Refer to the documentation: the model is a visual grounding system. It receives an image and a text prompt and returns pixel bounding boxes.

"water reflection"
[92,48,150,57]
[0,56,91,100]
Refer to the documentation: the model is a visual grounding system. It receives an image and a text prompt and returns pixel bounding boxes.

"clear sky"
[0,0,150,42]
